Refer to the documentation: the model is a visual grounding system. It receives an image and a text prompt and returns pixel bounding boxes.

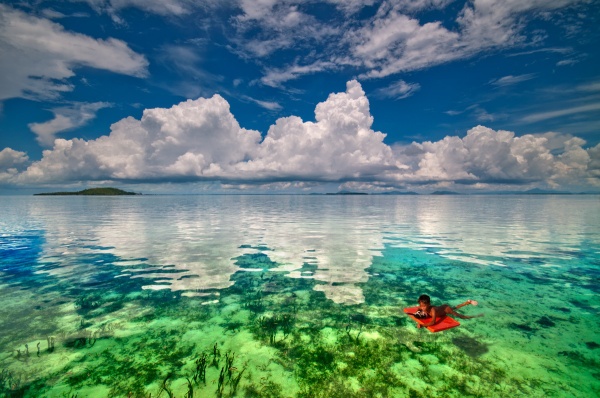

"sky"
[0,0,599,194]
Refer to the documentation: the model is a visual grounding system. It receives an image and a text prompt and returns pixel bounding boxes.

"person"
[410,294,484,328]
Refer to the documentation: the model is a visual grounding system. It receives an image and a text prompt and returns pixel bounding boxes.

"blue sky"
[0,0,599,194]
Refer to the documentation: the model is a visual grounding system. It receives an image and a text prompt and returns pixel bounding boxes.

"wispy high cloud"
[351,10,461,79]
[372,80,420,100]
[232,1,339,58]
[391,0,454,13]
[65,0,589,88]
[576,82,600,92]
[241,96,283,111]
[351,0,586,79]
[445,104,500,122]
[41,8,89,19]
[521,103,600,123]
[557,59,579,66]
[79,0,197,18]
[490,74,536,87]
[231,0,587,86]
[260,61,336,88]
[507,47,572,57]
[0,4,148,101]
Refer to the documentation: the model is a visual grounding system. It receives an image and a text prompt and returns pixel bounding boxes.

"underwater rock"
[452,336,489,358]
[508,323,536,333]
[350,313,370,324]
[585,341,600,350]
[558,350,584,361]
[535,316,556,328]
[569,299,594,311]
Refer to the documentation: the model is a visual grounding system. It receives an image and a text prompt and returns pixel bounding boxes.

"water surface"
[1,195,598,397]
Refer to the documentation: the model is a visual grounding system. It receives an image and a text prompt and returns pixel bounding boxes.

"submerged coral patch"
[508,323,537,333]
[585,342,599,350]
[535,316,558,328]
[451,336,489,358]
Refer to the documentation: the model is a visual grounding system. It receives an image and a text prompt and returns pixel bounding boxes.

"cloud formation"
[490,74,536,87]
[0,4,148,101]
[25,0,586,93]
[372,80,421,100]
[2,81,598,191]
[225,0,587,85]
[0,148,29,170]
[0,148,29,182]
[392,125,599,190]
[79,0,198,21]
[29,102,112,147]
[233,1,339,58]
[521,103,600,123]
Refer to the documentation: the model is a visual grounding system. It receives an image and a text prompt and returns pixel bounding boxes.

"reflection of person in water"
[410,294,484,328]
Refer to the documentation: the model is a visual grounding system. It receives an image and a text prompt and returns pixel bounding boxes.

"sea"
[0,194,598,397]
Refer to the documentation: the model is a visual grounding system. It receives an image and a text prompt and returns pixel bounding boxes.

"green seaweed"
[193,353,208,385]
[212,342,221,368]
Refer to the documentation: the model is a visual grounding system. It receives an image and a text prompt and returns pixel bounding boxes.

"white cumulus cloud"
[4,80,598,191]
[0,148,30,183]
[18,94,262,183]
[0,148,29,170]
[391,125,592,187]
[238,80,396,180]
[14,80,396,184]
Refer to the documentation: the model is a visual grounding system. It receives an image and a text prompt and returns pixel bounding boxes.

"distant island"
[35,188,139,196]
[325,191,368,195]
[523,188,572,195]
[324,190,418,195]
[430,190,460,195]
[378,191,419,195]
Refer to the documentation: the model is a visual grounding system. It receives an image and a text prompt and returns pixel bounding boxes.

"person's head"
[418,294,431,309]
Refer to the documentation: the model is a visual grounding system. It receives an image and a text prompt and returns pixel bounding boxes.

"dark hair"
[418,294,431,304]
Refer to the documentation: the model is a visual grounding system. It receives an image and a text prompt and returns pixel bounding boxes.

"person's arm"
[419,308,438,327]
[454,300,470,309]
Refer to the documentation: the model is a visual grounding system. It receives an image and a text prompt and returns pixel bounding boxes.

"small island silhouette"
[35,188,138,196]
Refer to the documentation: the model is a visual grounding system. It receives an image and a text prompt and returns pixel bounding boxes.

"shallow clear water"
[0,195,599,397]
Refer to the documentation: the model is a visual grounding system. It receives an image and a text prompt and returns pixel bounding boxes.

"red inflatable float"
[404,306,460,332]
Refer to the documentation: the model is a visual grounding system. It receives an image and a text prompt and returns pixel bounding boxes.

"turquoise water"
[0,195,598,397]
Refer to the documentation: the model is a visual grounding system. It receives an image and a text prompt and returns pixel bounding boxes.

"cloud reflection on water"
[8,195,599,305]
